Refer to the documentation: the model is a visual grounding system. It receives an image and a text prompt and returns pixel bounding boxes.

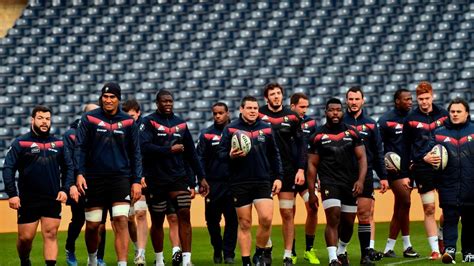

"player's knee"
[18,233,34,244]
[43,228,57,240]
[177,208,191,223]
[357,211,370,222]
[399,198,411,210]
[259,214,272,229]
[423,205,435,216]
[135,210,147,220]
[279,207,293,220]
[238,218,252,231]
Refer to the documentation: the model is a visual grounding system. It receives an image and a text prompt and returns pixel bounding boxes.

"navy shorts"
[18,199,61,224]
[84,177,131,209]
[231,181,273,208]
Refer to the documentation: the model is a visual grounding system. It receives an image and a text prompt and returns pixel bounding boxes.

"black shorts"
[281,174,297,192]
[294,180,309,194]
[84,177,131,209]
[320,184,357,211]
[231,181,273,208]
[18,199,61,224]
[411,162,437,194]
[387,171,406,182]
[358,177,375,199]
[146,178,190,208]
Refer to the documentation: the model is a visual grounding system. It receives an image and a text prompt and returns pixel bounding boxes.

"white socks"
[182,252,191,265]
[428,236,440,253]
[369,240,375,249]
[172,246,181,254]
[283,249,292,258]
[337,240,348,255]
[402,235,412,250]
[327,246,337,261]
[384,238,396,253]
[117,261,127,266]
[155,252,164,264]
[88,251,98,266]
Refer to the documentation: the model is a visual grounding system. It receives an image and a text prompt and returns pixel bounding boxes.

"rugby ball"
[431,144,448,170]
[231,130,252,154]
[384,152,401,172]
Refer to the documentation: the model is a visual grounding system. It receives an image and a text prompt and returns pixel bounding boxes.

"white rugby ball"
[231,130,252,154]
[384,152,401,172]
[431,144,448,170]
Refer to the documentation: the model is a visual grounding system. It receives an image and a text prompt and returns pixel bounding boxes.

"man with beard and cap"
[400,81,448,261]
[197,102,238,264]
[75,82,142,266]
[307,98,367,266]
[258,83,306,266]
[140,89,209,266]
[3,105,74,266]
[428,98,474,264]
[378,89,420,258]
[289,92,320,265]
[64,103,103,266]
[342,87,389,265]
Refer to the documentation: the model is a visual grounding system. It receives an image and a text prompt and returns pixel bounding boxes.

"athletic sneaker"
[403,247,420,258]
[283,257,293,266]
[97,259,106,266]
[223,257,235,264]
[367,248,384,261]
[463,253,474,262]
[336,253,349,266]
[430,251,441,260]
[442,247,456,264]
[262,248,272,265]
[359,255,375,266]
[384,250,397,258]
[291,255,297,264]
[328,259,342,266]
[66,250,78,266]
[172,250,182,266]
[303,248,321,264]
[134,254,146,265]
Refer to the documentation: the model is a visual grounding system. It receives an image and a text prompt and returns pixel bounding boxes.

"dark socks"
[306,234,315,251]
[358,223,371,257]
[242,256,251,266]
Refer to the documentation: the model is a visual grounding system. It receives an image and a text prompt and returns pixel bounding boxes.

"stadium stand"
[0,1,472,191]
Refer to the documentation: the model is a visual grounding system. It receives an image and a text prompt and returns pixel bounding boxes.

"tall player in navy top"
[307,98,367,266]
[140,90,209,266]
[343,87,388,265]
[75,82,143,266]
[400,81,448,260]
[3,105,74,266]
[378,89,419,258]
[289,92,320,265]
[197,102,238,264]
[259,83,306,265]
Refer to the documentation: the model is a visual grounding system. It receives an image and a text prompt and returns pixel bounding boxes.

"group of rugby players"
[3,81,474,266]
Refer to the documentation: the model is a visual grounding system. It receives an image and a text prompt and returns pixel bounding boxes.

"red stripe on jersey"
[204,133,221,141]
[259,113,298,125]
[111,119,134,130]
[249,127,272,138]
[355,123,375,132]
[19,141,63,150]
[87,115,111,128]
[386,121,403,129]
[302,119,316,129]
[69,134,76,141]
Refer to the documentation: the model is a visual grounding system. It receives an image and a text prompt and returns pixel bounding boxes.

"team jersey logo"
[139,123,145,131]
[435,133,474,146]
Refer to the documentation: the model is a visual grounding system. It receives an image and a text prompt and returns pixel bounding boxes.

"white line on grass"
[384,257,428,265]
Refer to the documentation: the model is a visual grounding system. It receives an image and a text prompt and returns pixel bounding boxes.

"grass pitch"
[0,221,462,265]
